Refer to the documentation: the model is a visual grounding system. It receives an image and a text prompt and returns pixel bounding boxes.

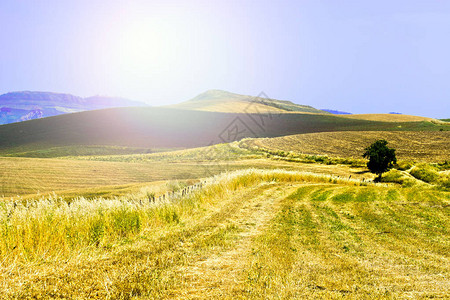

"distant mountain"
[321,109,352,115]
[19,109,44,122]
[0,91,146,124]
[0,107,39,124]
[169,90,328,114]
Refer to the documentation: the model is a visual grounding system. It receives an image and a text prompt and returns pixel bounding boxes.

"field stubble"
[247,131,450,163]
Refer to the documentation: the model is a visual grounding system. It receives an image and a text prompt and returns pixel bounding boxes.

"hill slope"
[0,91,146,124]
[0,106,445,156]
[168,89,327,114]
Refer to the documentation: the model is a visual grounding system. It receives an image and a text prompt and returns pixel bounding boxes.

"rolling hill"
[0,106,445,156]
[168,89,328,114]
[0,91,146,124]
[169,90,441,124]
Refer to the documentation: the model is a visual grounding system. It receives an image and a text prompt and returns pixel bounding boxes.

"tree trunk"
[376,173,382,182]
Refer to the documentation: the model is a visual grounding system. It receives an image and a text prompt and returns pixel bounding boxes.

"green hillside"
[0,106,444,157]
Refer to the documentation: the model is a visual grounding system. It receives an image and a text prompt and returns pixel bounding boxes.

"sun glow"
[100,8,216,96]
[115,19,180,73]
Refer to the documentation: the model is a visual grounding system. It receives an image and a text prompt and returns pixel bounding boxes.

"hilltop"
[168,89,327,114]
[0,91,146,124]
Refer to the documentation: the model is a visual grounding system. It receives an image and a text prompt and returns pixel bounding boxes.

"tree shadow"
[354,170,370,174]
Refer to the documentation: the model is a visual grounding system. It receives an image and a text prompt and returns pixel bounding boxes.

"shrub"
[410,164,439,183]
[438,177,450,189]
[396,160,414,171]
[437,161,450,171]
[381,169,415,187]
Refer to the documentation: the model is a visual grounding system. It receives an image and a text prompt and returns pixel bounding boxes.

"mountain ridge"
[0,91,146,124]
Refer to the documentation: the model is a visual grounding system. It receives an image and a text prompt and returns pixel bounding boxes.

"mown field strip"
[241,185,450,299]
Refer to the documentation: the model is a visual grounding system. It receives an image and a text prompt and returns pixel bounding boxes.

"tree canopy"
[363,139,397,181]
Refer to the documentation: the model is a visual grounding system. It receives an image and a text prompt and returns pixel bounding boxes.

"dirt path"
[176,182,301,299]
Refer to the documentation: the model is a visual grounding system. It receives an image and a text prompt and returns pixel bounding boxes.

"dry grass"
[0,169,369,267]
[341,113,436,122]
[247,131,450,163]
[0,169,448,299]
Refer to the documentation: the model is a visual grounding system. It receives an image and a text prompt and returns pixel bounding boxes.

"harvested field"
[248,131,450,163]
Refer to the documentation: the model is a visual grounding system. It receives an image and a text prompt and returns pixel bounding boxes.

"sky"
[1,0,449,118]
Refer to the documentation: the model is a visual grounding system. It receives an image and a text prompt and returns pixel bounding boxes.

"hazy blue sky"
[1,0,449,118]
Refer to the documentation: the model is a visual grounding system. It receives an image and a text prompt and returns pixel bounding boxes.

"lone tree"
[363,139,397,181]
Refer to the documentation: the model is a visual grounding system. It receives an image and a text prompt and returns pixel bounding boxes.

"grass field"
[1,118,449,299]
[1,169,448,298]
